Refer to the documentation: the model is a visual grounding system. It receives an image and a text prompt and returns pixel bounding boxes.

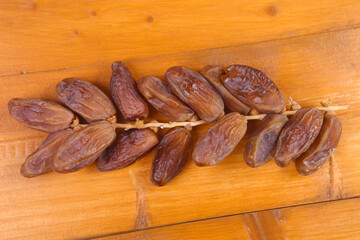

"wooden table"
[1,1,359,239]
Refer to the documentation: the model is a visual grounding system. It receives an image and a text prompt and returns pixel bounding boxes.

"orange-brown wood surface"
[1,1,359,239]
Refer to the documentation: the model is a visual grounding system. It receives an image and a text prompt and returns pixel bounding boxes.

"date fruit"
[151,127,192,186]
[275,108,324,167]
[20,129,74,178]
[193,112,247,166]
[200,65,251,115]
[96,128,158,171]
[296,113,342,175]
[56,78,116,123]
[110,61,149,121]
[138,76,196,121]
[165,66,224,122]
[8,98,75,133]
[244,114,288,168]
[52,121,116,173]
[221,65,286,113]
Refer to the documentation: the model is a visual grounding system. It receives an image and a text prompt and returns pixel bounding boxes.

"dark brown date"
[56,78,116,123]
[110,61,149,121]
[165,66,224,122]
[8,98,75,133]
[244,114,288,168]
[20,129,74,178]
[193,112,247,166]
[138,76,196,121]
[221,65,286,113]
[151,127,192,186]
[296,113,342,175]
[275,108,324,167]
[96,128,158,171]
[200,65,251,115]
[52,121,116,173]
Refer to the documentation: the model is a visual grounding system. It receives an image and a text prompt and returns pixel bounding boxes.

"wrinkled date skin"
[296,114,342,175]
[151,127,192,186]
[8,98,75,133]
[193,112,247,166]
[138,76,195,121]
[96,128,158,171]
[221,65,286,113]
[56,78,116,123]
[275,108,324,167]
[200,65,251,115]
[110,61,149,121]
[21,129,74,178]
[244,114,288,168]
[52,121,116,173]
[165,66,224,123]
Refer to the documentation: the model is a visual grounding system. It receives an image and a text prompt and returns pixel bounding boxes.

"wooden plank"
[98,198,360,240]
[2,0,360,76]
[1,28,360,239]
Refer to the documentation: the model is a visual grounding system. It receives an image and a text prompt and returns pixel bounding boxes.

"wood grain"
[1,27,360,239]
[98,198,360,240]
[2,0,360,76]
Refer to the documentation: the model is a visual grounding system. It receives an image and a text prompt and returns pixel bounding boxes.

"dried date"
[193,112,247,166]
[56,78,116,123]
[275,108,324,167]
[165,66,224,122]
[244,114,288,168]
[111,61,149,121]
[138,76,196,121]
[151,127,192,186]
[96,128,158,171]
[221,65,286,113]
[52,121,116,173]
[200,65,251,115]
[20,129,74,178]
[296,113,342,175]
[8,98,75,133]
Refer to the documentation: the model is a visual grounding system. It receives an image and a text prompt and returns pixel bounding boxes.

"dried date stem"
[113,105,348,130]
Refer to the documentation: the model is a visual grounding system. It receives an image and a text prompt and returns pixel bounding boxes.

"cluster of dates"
[8,62,342,186]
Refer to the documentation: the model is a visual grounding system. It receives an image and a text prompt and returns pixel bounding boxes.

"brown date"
[244,114,288,168]
[296,113,342,175]
[200,65,251,115]
[8,98,75,133]
[275,108,324,167]
[221,65,286,113]
[52,121,116,173]
[165,66,224,123]
[138,76,196,121]
[193,112,247,166]
[110,61,149,121]
[20,129,74,178]
[151,127,192,186]
[56,78,116,123]
[96,128,158,171]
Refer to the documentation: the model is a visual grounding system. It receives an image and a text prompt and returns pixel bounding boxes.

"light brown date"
[221,65,286,113]
[110,61,149,121]
[244,114,288,168]
[56,78,116,123]
[200,65,251,115]
[193,112,247,166]
[52,121,116,173]
[138,76,196,121]
[275,108,324,167]
[8,98,75,133]
[165,66,224,123]
[20,129,74,178]
[151,127,192,186]
[296,113,342,175]
[96,128,158,171]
